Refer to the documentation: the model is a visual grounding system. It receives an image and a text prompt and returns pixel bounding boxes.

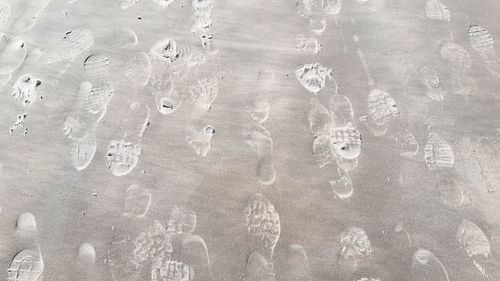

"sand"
[0,0,499,281]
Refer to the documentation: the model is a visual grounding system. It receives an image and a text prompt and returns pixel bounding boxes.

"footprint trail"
[244,70,276,186]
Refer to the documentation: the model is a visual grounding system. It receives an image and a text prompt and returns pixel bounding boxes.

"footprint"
[10,213,44,281]
[10,111,28,136]
[440,42,472,70]
[189,73,220,111]
[151,260,193,281]
[7,249,44,281]
[424,0,450,22]
[109,220,170,281]
[439,42,477,96]
[150,38,178,62]
[185,124,215,157]
[150,39,206,74]
[424,132,454,169]
[0,4,10,26]
[188,71,222,111]
[63,81,106,141]
[149,38,194,66]
[390,129,419,158]
[119,0,139,9]
[448,72,477,97]
[107,102,150,177]
[123,52,152,87]
[248,70,273,124]
[180,47,208,73]
[151,72,183,115]
[309,18,327,35]
[411,249,450,281]
[78,243,96,265]
[164,208,212,279]
[456,219,490,258]
[330,167,354,199]
[456,219,492,280]
[44,29,94,64]
[454,138,493,193]
[473,137,500,193]
[11,0,51,33]
[244,125,277,186]
[100,26,138,49]
[309,98,358,167]
[191,10,212,36]
[329,94,354,127]
[361,118,387,138]
[82,55,114,116]
[194,23,217,52]
[338,227,372,260]
[336,155,359,173]
[295,63,333,95]
[122,184,151,218]
[108,229,144,281]
[417,66,445,102]
[85,81,114,115]
[180,235,213,280]
[328,123,362,160]
[483,59,500,77]
[243,193,281,260]
[16,212,37,233]
[71,133,97,171]
[166,206,197,235]
[471,260,494,281]
[308,98,331,137]
[252,69,275,93]
[296,0,322,19]
[84,54,110,81]
[155,206,212,281]
[390,222,412,253]
[468,24,500,77]
[198,33,217,55]
[312,134,334,168]
[241,251,275,281]
[8,47,42,87]
[192,0,214,14]
[436,178,470,208]
[322,0,342,15]
[249,100,271,124]
[11,74,42,107]
[15,212,42,254]
[468,24,495,60]
[139,222,171,261]
[0,35,27,75]
[366,89,399,126]
[295,34,322,54]
[191,0,214,24]
[153,0,177,7]
[283,244,312,281]
[247,69,275,120]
